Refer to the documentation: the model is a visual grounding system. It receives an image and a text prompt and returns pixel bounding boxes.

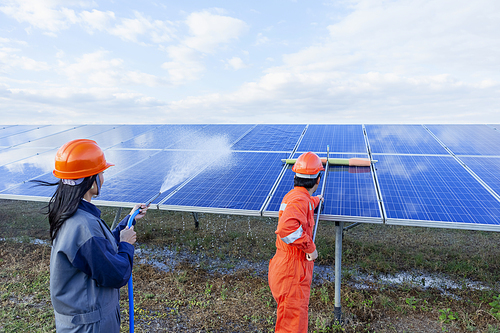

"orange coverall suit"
[268,186,320,333]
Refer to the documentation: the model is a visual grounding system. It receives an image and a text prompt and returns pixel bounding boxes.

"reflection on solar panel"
[0,124,499,231]
[365,125,448,155]
[296,125,367,154]
[425,124,500,156]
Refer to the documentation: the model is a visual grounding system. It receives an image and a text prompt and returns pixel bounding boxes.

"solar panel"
[425,124,500,156]
[264,153,381,222]
[365,124,448,155]
[0,125,76,148]
[459,156,500,197]
[88,125,158,149]
[168,124,255,149]
[113,125,206,149]
[0,149,57,192]
[158,152,285,215]
[231,124,306,151]
[18,125,117,149]
[0,147,56,167]
[1,124,500,232]
[374,154,500,229]
[0,125,47,140]
[296,124,367,154]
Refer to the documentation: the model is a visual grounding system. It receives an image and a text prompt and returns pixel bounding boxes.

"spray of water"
[159,132,233,193]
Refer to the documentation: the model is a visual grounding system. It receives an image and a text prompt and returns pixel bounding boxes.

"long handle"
[312,146,330,242]
[126,208,142,333]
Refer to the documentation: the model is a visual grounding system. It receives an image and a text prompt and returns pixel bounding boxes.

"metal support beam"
[334,221,344,323]
[343,222,362,231]
[111,207,123,230]
[192,212,199,229]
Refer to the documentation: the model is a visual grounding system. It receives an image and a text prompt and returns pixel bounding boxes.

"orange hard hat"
[292,152,324,178]
[53,139,114,179]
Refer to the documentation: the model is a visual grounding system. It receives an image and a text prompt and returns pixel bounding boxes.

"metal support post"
[334,221,344,323]
[192,212,199,229]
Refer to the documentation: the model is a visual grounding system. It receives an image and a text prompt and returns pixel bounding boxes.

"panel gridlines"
[426,124,500,156]
[365,124,448,155]
[265,153,381,220]
[162,152,285,211]
[296,124,367,153]
[1,124,500,231]
[375,155,500,225]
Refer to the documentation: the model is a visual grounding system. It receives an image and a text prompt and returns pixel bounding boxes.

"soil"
[1,241,498,332]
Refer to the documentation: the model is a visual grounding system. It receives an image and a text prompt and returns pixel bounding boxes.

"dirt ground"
[1,241,499,333]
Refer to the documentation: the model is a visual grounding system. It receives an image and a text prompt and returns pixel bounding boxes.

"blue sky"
[0,0,499,124]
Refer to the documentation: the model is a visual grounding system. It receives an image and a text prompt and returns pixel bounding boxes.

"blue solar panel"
[88,125,157,149]
[160,152,285,212]
[169,124,255,149]
[265,153,381,221]
[365,125,448,155]
[0,147,55,167]
[0,149,154,198]
[2,124,500,231]
[0,125,76,148]
[113,124,206,149]
[231,124,305,151]
[426,124,500,156]
[98,150,190,204]
[0,125,45,139]
[296,125,367,154]
[18,125,117,149]
[460,156,500,196]
[0,149,57,192]
[375,154,500,225]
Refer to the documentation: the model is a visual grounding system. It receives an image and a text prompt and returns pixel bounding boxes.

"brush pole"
[313,146,329,242]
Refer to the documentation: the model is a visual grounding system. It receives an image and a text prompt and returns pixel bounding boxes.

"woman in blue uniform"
[36,139,148,332]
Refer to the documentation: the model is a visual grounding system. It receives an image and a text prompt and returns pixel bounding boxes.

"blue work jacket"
[50,200,135,332]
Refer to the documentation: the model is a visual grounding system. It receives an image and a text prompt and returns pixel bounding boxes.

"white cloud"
[226,57,247,70]
[79,9,115,33]
[160,10,249,84]
[183,10,248,53]
[159,0,500,123]
[0,47,50,71]
[108,11,175,44]
[0,0,83,32]
[255,33,269,45]
[60,50,165,87]
[161,45,205,84]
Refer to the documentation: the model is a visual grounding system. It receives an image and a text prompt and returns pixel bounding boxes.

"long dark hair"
[32,175,97,243]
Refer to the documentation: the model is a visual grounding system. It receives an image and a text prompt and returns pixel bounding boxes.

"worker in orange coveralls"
[268,152,325,333]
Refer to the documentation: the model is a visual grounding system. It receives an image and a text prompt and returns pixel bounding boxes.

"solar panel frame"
[1,124,500,232]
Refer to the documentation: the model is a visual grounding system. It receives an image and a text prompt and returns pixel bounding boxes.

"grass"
[1,199,500,332]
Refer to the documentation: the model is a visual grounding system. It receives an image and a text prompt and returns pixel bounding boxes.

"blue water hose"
[126,209,141,333]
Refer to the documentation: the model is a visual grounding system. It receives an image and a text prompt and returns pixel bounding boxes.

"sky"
[0,0,499,125]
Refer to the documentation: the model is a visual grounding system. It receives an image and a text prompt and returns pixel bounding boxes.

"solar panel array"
[1,124,499,231]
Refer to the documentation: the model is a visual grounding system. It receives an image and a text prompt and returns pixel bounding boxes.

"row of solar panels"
[1,124,499,231]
